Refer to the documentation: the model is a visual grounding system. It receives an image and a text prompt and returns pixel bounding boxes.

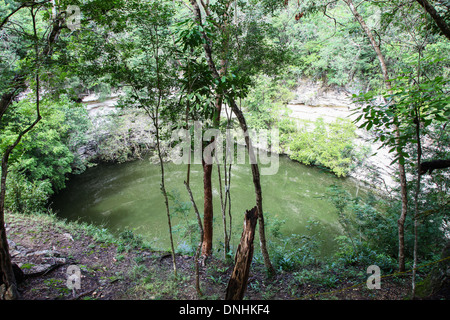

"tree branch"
[416,0,450,40]
[0,1,51,30]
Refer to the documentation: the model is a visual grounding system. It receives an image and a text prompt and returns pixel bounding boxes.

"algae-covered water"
[52,154,365,256]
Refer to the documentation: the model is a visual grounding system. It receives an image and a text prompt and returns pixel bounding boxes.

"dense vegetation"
[0,0,449,300]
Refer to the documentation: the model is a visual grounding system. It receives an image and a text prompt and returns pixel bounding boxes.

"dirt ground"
[4,212,414,301]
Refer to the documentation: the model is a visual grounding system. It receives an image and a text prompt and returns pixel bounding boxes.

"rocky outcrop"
[74,87,397,190]
[74,92,158,165]
[290,79,357,109]
[287,80,397,191]
[7,239,68,278]
[76,139,99,163]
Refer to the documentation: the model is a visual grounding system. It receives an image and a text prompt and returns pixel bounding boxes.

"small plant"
[208,274,225,285]
[266,214,323,271]
[249,279,261,292]
[5,168,52,214]
[21,263,34,270]
[43,278,71,297]
[115,254,125,262]
[293,268,340,289]
[116,228,148,253]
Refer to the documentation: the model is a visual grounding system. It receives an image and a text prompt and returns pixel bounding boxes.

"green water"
[52,155,365,256]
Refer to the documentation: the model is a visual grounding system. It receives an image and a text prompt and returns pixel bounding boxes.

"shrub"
[5,168,52,214]
[288,118,357,177]
[1,97,92,213]
[117,228,147,252]
[333,235,397,273]
[266,215,323,271]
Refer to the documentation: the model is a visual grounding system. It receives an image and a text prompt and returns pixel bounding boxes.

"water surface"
[52,155,365,256]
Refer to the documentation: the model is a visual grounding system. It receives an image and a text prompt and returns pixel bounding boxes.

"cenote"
[51,154,367,257]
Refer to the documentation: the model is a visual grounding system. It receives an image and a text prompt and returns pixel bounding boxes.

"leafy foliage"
[244,74,295,131]
[288,118,358,177]
[5,167,52,214]
[327,185,447,271]
[354,72,450,166]
[265,216,324,272]
[1,0,449,294]
[0,96,90,212]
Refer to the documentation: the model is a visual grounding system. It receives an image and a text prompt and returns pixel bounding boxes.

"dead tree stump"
[225,206,258,300]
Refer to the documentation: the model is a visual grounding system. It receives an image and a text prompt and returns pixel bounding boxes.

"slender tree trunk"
[182,66,203,294]
[412,115,422,298]
[398,153,409,272]
[184,181,204,297]
[412,50,424,298]
[189,0,224,258]
[345,0,409,272]
[228,99,275,276]
[155,120,177,277]
[153,25,177,277]
[217,163,230,259]
[0,82,41,301]
[225,108,233,258]
[188,0,275,275]
[201,94,222,257]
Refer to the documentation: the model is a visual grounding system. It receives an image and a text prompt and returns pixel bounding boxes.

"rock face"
[290,79,357,109]
[75,92,158,164]
[75,85,397,190]
[76,139,99,163]
[287,80,397,190]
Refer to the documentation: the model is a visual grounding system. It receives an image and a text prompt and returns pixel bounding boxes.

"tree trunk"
[0,159,18,300]
[225,206,258,300]
[0,30,41,300]
[188,0,275,275]
[217,163,230,259]
[155,119,177,277]
[345,0,409,272]
[228,99,276,276]
[151,24,177,277]
[412,112,422,298]
[0,92,41,301]
[0,4,60,299]
[201,94,222,257]
[202,158,214,256]
[415,0,450,41]
[398,151,409,272]
[184,181,204,297]
[412,51,424,297]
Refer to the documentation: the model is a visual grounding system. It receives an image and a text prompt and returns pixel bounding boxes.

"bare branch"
[0,1,51,30]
